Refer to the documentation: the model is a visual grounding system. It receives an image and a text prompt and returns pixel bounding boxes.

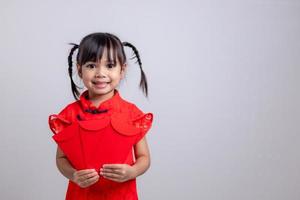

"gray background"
[0,0,299,199]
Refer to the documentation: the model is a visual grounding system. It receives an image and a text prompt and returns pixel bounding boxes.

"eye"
[85,63,96,69]
[106,63,116,69]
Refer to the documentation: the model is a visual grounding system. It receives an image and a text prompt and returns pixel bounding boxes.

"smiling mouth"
[92,81,109,89]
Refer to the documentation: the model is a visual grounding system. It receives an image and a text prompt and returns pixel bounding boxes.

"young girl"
[48,32,154,200]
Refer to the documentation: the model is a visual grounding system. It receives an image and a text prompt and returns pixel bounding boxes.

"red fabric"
[49,90,153,200]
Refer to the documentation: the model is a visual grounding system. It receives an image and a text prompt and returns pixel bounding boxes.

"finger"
[101,169,124,176]
[103,164,123,169]
[77,169,97,176]
[102,172,122,179]
[101,168,117,173]
[87,179,99,187]
[81,175,99,187]
[86,175,100,186]
[78,172,98,182]
[82,172,99,180]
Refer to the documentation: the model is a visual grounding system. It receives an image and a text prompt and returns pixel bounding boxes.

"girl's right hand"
[72,169,100,188]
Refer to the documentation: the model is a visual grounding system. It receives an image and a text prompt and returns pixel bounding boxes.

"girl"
[48,32,154,200]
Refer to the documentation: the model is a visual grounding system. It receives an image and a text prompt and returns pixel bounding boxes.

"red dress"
[48,90,153,200]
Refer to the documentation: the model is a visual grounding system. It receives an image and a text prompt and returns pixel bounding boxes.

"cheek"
[113,74,123,82]
[81,71,94,82]
[110,70,123,80]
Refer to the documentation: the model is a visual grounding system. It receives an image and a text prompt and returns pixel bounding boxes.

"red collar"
[79,89,122,114]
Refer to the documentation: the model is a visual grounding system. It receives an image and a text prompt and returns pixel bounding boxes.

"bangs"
[77,33,126,65]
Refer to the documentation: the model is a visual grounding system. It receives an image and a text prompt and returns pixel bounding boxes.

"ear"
[120,63,127,79]
[77,64,82,78]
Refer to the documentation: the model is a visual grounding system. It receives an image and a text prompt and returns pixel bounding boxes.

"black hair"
[67,32,148,100]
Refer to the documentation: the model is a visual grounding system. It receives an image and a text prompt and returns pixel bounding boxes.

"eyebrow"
[84,61,96,64]
[85,60,116,64]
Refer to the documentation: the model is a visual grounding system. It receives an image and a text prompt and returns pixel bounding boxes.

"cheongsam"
[48,89,153,200]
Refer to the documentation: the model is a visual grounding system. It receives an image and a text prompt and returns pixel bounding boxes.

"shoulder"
[57,101,81,120]
[111,97,154,139]
[118,96,154,126]
[50,100,81,124]
[118,97,145,119]
[48,100,81,134]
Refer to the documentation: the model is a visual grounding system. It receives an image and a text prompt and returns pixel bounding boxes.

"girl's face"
[77,49,126,99]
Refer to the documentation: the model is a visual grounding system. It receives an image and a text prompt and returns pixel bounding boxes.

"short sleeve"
[48,106,72,134]
[130,104,154,144]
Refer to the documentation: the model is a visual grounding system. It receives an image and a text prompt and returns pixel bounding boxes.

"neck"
[88,90,115,108]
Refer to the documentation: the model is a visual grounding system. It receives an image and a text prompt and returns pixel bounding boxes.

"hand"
[100,164,135,183]
[72,169,100,188]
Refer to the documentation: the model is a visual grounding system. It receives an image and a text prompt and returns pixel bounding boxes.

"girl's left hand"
[100,164,135,183]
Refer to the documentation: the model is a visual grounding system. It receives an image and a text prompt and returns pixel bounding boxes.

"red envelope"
[49,112,153,172]
[49,111,153,200]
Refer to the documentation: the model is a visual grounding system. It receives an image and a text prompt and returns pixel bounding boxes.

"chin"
[91,87,115,95]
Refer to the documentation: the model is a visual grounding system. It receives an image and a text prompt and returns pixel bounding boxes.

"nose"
[95,66,106,78]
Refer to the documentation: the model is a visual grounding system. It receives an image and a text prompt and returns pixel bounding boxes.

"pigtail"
[68,43,80,100]
[122,42,148,97]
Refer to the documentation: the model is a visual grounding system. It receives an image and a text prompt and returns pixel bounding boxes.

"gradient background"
[0,0,299,199]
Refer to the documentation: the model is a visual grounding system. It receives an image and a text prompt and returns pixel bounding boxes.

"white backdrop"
[0,0,299,199]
